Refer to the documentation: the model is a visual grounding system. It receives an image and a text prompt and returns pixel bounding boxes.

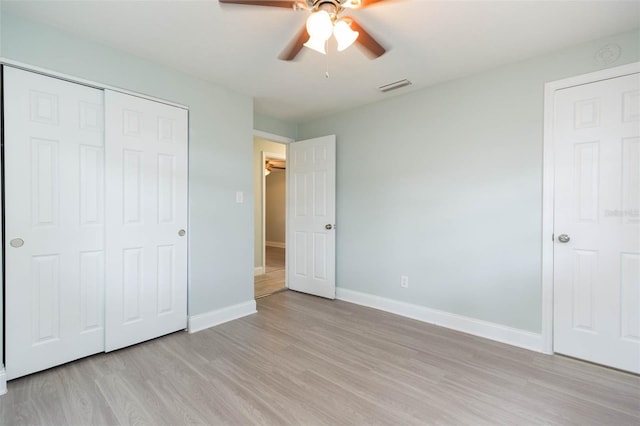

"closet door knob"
[10,238,24,248]
[178,229,186,237]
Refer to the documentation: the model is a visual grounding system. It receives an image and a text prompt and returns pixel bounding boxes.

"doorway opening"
[254,137,287,299]
[252,133,337,300]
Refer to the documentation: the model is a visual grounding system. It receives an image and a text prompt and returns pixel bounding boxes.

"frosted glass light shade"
[334,20,359,51]
[305,10,333,40]
[304,36,328,54]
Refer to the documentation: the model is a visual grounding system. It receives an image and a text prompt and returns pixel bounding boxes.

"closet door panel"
[4,67,105,380]
[104,91,188,352]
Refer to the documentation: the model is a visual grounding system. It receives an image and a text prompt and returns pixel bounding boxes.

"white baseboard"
[0,367,6,396]
[265,241,286,249]
[188,300,257,334]
[254,266,265,276]
[336,288,543,353]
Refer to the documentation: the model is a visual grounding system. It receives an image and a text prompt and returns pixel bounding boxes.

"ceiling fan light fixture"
[219,0,387,61]
[333,19,359,52]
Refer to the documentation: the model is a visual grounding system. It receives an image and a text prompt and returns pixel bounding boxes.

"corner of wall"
[188,299,257,333]
[253,112,298,141]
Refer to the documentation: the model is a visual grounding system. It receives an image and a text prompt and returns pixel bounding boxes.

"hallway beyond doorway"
[255,246,285,298]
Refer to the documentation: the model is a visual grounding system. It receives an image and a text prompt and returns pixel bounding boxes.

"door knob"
[325,224,333,230]
[10,238,24,248]
[558,234,570,243]
[178,229,186,237]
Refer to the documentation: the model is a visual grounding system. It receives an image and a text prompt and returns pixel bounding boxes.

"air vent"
[378,79,412,93]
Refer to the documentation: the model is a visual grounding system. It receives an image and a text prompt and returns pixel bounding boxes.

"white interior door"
[287,135,336,299]
[104,90,188,351]
[553,72,640,373]
[4,67,105,380]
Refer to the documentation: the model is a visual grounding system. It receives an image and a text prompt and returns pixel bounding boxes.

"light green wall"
[254,112,297,140]
[0,2,3,57]
[253,138,287,269]
[1,11,255,316]
[298,28,640,333]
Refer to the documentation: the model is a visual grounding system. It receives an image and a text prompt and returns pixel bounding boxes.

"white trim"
[0,58,188,110]
[0,367,6,396]
[254,266,265,276]
[266,241,286,249]
[188,300,257,333]
[285,144,290,290]
[253,130,295,144]
[337,288,543,352]
[541,62,640,355]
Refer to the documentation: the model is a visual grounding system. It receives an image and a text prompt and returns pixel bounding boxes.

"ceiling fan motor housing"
[315,1,340,18]
[311,1,367,21]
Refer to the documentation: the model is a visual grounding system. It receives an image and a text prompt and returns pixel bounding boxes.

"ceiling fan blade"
[278,25,309,61]
[219,0,302,9]
[348,18,386,59]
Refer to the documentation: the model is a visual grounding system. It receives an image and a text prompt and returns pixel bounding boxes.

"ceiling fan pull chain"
[325,39,330,79]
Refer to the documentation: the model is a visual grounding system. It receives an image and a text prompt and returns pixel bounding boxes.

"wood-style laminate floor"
[254,246,286,299]
[1,290,639,425]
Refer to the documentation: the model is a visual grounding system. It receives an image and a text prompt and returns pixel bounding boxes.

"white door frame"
[0,65,6,395]
[541,61,640,354]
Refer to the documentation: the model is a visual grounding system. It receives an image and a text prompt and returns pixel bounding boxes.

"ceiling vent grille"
[378,79,412,93]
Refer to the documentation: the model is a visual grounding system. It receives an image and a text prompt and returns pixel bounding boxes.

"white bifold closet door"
[4,67,106,380]
[4,68,188,380]
[104,90,188,352]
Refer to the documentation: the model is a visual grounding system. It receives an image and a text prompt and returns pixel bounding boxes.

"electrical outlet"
[400,275,409,288]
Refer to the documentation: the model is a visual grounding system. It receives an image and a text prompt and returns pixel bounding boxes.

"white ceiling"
[4,0,639,123]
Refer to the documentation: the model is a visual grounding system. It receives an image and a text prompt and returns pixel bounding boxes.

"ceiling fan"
[219,0,388,60]
[265,160,286,175]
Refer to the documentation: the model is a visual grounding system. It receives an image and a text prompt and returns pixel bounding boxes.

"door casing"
[541,61,640,354]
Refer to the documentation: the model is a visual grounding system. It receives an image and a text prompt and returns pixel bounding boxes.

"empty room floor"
[0,291,639,425]
[254,246,286,298]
